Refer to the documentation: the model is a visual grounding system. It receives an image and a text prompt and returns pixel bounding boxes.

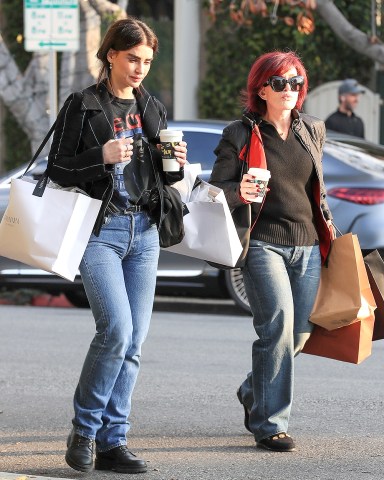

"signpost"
[24,0,79,52]
[23,0,79,129]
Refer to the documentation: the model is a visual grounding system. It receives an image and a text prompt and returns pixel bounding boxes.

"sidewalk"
[0,474,72,480]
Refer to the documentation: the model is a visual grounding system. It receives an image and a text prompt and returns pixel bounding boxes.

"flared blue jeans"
[240,239,321,441]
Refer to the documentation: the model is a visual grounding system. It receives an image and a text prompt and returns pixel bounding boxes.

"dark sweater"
[252,122,319,246]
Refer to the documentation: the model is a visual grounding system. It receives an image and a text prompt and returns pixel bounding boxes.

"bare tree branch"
[315,0,384,65]
[207,0,384,65]
[88,0,127,18]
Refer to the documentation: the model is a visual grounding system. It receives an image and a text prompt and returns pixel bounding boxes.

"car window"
[181,131,222,171]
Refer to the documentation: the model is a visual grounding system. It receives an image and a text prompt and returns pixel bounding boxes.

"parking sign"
[24,0,79,51]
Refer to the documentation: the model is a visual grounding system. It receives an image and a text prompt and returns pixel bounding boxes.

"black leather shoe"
[237,387,252,433]
[257,433,296,452]
[65,431,94,472]
[95,445,147,473]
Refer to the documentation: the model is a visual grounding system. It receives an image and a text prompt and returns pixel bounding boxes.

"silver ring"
[125,144,129,152]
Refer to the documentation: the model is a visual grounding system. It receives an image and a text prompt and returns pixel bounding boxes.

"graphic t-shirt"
[110,96,155,209]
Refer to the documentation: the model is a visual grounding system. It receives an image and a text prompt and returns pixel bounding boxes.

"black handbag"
[147,144,185,248]
[148,184,185,248]
[158,185,185,248]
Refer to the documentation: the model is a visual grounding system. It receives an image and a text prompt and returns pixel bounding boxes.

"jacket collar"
[81,81,166,142]
[242,108,301,128]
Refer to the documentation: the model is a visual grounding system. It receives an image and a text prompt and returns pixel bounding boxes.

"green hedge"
[199,0,374,120]
[1,0,376,171]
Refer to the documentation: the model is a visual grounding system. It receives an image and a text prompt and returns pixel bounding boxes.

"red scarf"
[239,124,267,169]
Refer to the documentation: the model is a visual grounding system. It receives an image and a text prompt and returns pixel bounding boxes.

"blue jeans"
[72,212,159,452]
[240,240,321,441]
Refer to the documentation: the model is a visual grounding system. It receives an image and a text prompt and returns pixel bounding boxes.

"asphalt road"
[0,299,384,480]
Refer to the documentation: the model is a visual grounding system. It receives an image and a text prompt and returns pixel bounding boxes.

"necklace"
[262,117,289,138]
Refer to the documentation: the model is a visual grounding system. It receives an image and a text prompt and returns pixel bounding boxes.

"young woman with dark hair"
[48,17,187,473]
[209,51,334,452]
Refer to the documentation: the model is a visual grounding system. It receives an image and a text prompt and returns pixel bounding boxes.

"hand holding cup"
[102,138,133,165]
[240,168,271,203]
[159,129,186,171]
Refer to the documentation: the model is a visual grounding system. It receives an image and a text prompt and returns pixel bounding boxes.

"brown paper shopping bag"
[310,233,376,330]
[302,317,374,364]
[363,249,384,341]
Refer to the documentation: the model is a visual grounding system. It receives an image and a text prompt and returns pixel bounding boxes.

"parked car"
[0,121,384,313]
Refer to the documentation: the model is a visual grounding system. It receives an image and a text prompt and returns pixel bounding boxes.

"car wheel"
[65,289,90,308]
[223,268,251,314]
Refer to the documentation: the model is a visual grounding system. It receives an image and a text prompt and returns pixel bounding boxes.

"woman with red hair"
[209,51,334,452]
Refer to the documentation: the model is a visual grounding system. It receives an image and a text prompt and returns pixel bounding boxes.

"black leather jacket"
[209,109,333,263]
[48,82,183,235]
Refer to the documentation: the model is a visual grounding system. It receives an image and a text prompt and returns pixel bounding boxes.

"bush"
[199,1,374,120]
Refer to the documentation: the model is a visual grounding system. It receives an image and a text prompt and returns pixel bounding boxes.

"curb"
[0,292,74,308]
[0,474,72,480]
[30,293,74,308]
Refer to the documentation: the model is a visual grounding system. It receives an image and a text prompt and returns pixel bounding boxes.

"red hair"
[245,51,308,115]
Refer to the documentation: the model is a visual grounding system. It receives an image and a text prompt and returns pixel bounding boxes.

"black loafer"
[236,387,252,433]
[65,431,94,472]
[95,445,147,473]
[257,433,296,452]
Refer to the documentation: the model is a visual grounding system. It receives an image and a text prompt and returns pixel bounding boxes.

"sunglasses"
[263,75,305,92]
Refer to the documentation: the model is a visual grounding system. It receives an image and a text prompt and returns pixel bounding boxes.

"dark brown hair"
[244,51,308,116]
[96,17,159,86]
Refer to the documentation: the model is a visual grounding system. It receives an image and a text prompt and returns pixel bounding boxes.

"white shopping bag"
[171,163,202,202]
[0,178,102,281]
[166,177,243,267]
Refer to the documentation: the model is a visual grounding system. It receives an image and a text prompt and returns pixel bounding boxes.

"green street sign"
[24,0,79,51]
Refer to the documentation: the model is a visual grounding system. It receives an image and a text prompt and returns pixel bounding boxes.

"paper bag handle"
[20,121,57,198]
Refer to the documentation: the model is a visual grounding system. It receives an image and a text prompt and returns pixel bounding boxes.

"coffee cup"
[247,167,271,203]
[159,129,183,172]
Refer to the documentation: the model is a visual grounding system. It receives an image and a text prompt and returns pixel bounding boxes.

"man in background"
[325,78,365,138]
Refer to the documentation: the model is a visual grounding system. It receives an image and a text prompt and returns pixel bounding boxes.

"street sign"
[24,0,79,51]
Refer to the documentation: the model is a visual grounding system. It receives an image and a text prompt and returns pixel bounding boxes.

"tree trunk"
[0,35,50,152]
[0,0,126,156]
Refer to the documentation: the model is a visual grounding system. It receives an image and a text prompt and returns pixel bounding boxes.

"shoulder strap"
[238,128,251,180]
[23,121,56,176]
[25,122,57,198]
